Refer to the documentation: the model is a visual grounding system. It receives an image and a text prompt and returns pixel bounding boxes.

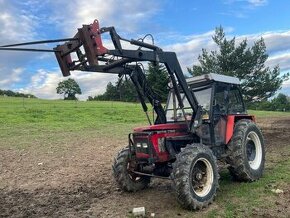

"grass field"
[0,97,148,150]
[1,96,289,134]
[1,96,290,217]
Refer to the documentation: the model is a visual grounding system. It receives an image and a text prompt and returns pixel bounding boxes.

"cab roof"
[186,73,240,85]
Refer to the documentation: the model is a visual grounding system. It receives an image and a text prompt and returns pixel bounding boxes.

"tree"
[188,26,289,102]
[104,82,119,101]
[118,79,137,102]
[146,63,169,102]
[56,78,82,100]
[90,79,137,102]
[271,93,290,111]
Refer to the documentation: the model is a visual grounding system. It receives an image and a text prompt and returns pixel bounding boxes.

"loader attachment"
[53,20,108,77]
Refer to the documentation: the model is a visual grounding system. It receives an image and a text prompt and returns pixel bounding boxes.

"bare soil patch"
[1,117,290,217]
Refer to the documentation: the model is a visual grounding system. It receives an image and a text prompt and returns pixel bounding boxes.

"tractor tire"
[172,144,219,210]
[226,119,265,182]
[112,147,150,192]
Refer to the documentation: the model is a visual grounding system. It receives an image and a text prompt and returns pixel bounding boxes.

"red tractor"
[0,20,265,210]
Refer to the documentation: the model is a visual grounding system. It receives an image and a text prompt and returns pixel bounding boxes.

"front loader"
[0,20,265,210]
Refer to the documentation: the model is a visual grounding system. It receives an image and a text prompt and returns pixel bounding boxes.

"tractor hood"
[134,123,187,132]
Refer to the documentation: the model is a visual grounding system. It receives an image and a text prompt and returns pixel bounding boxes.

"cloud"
[223,0,268,7]
[267,53,290,71]
[221,0,268,18]
[49,0,159,37]
[0,68,24,88]
[164,29,290,74]
[0,0,45,90]
[247,0,267,7]
[282,80,290,88]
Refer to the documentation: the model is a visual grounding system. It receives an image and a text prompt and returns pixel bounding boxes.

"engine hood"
[134,123,188,132]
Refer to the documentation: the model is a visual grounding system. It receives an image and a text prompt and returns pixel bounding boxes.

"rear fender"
[225,115,255,144]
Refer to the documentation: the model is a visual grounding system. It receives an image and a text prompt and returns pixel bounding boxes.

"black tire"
[112,147,150,192]
[226,119,265,182]
[172,144,219,210]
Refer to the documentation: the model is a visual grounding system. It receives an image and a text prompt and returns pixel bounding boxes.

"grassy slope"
[1,96,289,131]
[1,97,290,217]
[0,97,148,149]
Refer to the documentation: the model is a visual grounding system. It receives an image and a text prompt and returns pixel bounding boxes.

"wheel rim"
[190,158,214,197]
[246,131,262,170]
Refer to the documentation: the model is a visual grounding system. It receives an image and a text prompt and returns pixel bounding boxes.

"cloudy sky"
[0,0,290,99]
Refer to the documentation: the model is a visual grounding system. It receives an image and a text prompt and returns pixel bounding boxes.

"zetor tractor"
[0,20,265,210]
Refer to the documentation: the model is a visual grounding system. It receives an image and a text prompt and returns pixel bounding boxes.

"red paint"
[135,131,189,162]
[225,115,235,144]
[152,132,188,162]
[136,153,150,159]
[90,20,108,55]
[134,123,187,132]
[225,115,256,144]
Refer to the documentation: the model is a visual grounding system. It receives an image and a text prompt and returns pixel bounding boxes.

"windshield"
[193,87,212,111]
[165,87,212,122]
[166,92,192,122]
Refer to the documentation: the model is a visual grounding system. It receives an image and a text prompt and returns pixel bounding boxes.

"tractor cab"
[166,73,247,146]
[166,73,245,122]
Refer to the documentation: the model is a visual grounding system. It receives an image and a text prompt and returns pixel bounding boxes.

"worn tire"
[226,119,265,182]
[112,147,150,192]
[172,144,219,210]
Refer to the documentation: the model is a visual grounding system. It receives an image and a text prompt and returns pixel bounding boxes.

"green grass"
[1,97,289,128]
[0,97,151,150]
[0,97,148,127]
[1,96,290,216]
[248,109,290,117]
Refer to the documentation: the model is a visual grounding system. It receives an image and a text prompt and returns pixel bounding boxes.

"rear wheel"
[112,147,150,192]
[172,144,219,210]
[226,119,265,181]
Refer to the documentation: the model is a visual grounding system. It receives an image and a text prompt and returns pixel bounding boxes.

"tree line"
[247,93,290,111]
[0,89,36,98]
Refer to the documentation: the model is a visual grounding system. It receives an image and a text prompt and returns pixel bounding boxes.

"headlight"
[136,142,148,149]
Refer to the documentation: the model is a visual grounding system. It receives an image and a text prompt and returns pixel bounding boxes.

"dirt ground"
[1,117,290,218]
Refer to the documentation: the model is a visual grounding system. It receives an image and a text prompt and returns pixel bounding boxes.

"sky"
[0,0,290,100]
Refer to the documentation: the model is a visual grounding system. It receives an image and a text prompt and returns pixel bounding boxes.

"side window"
[214,85,227,114]
[228,86,245,114]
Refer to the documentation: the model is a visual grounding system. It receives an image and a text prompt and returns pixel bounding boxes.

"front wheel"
[112,147,150,192]
[172,144,219,210]
[226,119,265,181]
